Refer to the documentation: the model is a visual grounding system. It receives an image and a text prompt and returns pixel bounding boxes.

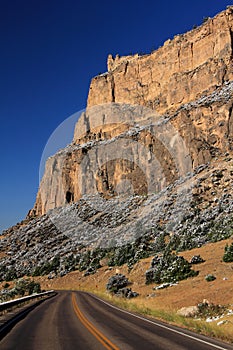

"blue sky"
[0,0,231,231]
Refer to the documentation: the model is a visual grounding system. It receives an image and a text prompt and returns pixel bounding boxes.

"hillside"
[2,238,232,341]
[33,239,233,310]
[0,7,233,333]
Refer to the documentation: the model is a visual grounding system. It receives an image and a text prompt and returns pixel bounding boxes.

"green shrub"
[145,251,198,284]
[190,255,205,264]
[78,248,106,273]
[205,274,216,282]
[106,274,129,294]
[32,255,61,276]
[63,254,77,272]
[202,17,210,23]
[15,279,41,296]
[223,242,233,262]
[107,238,151,270]
[207,217,233,242]
[196,302,227,318]
[5,267,18,281]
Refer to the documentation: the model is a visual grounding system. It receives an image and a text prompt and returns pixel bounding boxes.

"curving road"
[0,291,232,350]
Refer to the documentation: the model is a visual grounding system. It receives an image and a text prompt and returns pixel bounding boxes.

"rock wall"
[30,7,233,217]
[88,7,233,114]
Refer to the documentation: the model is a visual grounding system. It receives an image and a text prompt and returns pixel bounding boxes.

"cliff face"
[30,7,233,217]
[88,7,233,113]
[1,8,233,282]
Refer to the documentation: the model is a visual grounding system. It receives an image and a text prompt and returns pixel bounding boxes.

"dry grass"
[70,288,233,343]
[3,238,232,343]
[38,238,233,309]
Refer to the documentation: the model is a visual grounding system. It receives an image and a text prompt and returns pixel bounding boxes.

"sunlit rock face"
[31,7,233,217]
[88,7,233,114]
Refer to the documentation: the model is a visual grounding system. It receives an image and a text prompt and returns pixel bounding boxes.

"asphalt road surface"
[1,291,233,350]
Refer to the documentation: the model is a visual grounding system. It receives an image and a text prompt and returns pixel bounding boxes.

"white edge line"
[89,293,230,350]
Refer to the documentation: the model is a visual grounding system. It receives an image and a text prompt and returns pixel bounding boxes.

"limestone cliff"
[88,7,233,113]
[30,6,233,218]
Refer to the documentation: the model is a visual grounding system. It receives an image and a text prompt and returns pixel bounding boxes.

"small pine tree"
[145,251,198,284]
[205,274,216,282]
[223,243,233,262]
[202,17,210,23]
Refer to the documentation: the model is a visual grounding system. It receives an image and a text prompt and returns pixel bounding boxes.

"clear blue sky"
[0,0,231,232]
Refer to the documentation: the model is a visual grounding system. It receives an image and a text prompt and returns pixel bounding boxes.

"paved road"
[1,291,233,350]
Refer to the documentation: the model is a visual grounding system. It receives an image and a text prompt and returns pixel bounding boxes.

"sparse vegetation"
[0,278,41,302]
[106,274,139,298]
[202,17,210,23]
[106,274,129,294]
[190,255,205,264]
[32,255,61,276]
[78,248,105,274]
[145,250,198,285]
[5,267,18,281]
[205,274,216,282]
[14,278,41,296]
[107,237,152,271]
[195,301,228,319]
[222,242,233,262]
[10,238,232,343]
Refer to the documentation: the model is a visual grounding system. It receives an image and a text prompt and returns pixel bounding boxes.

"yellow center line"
[71,293,120,350]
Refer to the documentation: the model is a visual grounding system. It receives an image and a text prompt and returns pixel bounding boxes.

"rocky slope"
[0,7,233,281]
[0,154,232,280]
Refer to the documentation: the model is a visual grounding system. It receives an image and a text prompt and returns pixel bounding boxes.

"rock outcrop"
[25,7,233,237]
[88,7,233,114]
[31,7,233,217]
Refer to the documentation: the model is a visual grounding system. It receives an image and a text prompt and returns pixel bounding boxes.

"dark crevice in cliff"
[124,62,129,75]
[190,43,193,69]
[177,48,181,70]
[52,159,58,172]
[83,112,91,133]
[227,104,233,138]
[66,191,74,204]
[221,64,227,85]
[111,74,115,102]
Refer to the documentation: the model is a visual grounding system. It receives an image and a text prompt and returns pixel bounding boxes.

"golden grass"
[77,289,233,343]
[1,238,232,343]
[43,238,233,309]
[73,288,233,343]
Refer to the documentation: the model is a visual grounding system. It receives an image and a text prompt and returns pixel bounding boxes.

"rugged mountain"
[31,6,233,217]
[88,8,233,114]
[0,7,233,281]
